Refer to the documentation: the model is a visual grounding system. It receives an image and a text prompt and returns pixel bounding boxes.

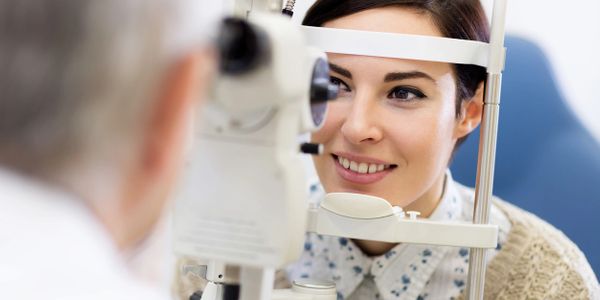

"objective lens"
[310,57,338,128]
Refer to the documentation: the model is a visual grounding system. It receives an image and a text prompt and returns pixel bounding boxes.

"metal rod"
[466,74,502,300]
[239,266,275,300]
[466,0,507,298]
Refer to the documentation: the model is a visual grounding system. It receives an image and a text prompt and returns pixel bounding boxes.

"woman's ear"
[454,81,485,139]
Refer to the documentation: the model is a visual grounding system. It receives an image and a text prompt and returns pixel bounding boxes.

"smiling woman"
[309,3,485,252]
[284,1,599,299]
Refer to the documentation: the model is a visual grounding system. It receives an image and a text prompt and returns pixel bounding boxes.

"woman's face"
[312,7,482,210]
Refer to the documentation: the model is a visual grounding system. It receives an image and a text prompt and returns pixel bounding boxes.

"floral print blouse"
[286,171,511,300]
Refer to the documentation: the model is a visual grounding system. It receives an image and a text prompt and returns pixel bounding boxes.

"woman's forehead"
[326,52,453,81]
[322,6,442,38]
[321,6,453,79]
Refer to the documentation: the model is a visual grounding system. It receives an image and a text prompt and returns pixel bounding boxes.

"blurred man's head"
[0,0,219,249]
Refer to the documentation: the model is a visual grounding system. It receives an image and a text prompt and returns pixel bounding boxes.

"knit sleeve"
[172,257,208,300]
[457,200,599,300]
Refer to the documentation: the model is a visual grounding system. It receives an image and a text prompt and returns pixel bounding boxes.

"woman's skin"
[311,7,485,256]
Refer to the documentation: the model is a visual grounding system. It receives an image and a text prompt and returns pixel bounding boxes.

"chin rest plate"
[321,192,394,219]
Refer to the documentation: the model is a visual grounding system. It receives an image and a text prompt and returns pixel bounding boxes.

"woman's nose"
[340,94,383,145]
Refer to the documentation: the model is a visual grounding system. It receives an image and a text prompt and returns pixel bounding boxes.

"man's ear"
[142,49,216,178]
[114,49,215,249]
[454,81,485,139]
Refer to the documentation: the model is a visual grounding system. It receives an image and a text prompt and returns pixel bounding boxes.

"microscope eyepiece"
[310,57,338,104]
[218,18,270,75]
[309,57,338,129]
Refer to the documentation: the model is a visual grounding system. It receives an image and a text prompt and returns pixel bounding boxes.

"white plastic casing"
[173,13,322,269]
[308,193,499,249]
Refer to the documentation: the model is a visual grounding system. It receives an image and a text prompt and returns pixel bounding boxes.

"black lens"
[310,57,338,127]
[311,101,327,128]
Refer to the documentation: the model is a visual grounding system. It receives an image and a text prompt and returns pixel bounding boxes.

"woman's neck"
[353,172,447,256]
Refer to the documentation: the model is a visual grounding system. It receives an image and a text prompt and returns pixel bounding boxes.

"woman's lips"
[332,154,395,184]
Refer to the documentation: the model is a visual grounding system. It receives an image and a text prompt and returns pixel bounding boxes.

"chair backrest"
[451,36,600,275]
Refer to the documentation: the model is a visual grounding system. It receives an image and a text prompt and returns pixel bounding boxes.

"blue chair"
[451,36,600,275]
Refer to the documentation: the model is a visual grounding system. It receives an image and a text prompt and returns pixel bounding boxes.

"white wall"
[483,0,600,142]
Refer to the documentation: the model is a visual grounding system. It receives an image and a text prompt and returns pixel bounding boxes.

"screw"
[407,211,421,220]
[392,206,405,218]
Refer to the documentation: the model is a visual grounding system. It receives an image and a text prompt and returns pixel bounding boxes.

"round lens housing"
[310,57,338,128]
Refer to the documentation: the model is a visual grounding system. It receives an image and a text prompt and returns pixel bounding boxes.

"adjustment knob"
[217,17,270,75]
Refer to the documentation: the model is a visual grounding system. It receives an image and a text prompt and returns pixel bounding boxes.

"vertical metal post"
[465,74,502,300]
[239,266,276,300]
[466,0,507,299]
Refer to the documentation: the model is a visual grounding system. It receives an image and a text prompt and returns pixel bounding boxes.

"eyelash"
[329,76,427,102]
[329,76,351,94]
[387,86,427,102]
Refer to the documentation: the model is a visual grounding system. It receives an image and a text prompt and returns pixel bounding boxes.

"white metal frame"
[301,26,496,67]
[308,192,499,249]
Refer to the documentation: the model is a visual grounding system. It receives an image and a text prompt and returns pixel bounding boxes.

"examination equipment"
[173,0,508,299]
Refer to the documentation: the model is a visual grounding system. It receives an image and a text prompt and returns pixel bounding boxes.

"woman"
[285,1,598,299]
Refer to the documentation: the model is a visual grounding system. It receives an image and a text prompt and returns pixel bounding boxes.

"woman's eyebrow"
[329,63,352,79]
[384,71,435,83]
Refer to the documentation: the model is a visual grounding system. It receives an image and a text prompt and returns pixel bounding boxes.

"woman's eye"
[329,76,352,98]
[387,87,426,102]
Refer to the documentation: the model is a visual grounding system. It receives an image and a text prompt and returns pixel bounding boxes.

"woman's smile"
[332,152,397,185]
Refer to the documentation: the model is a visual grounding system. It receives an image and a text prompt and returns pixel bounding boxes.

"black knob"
[217,18,270,75]
[223,284,240,300]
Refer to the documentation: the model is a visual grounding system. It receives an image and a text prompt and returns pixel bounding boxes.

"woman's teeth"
[337,156,389,174]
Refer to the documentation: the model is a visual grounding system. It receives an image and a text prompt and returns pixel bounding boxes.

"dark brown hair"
[303,0,489,147]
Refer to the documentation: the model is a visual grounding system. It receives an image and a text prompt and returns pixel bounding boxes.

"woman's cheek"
[403,117,446,165]
[390,112,435,145]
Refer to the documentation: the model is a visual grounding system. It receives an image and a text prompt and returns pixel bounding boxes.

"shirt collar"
[290,170,464,299]
[370,171,462,299]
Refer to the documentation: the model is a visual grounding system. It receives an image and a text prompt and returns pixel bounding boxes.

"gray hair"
[0,0,219,180]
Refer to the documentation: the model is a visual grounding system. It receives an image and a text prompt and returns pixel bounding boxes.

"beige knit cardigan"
[174,199,600,300]
[456,199,599,300]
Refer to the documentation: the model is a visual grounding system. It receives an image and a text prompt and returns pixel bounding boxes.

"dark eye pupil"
[395,89,409,99]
